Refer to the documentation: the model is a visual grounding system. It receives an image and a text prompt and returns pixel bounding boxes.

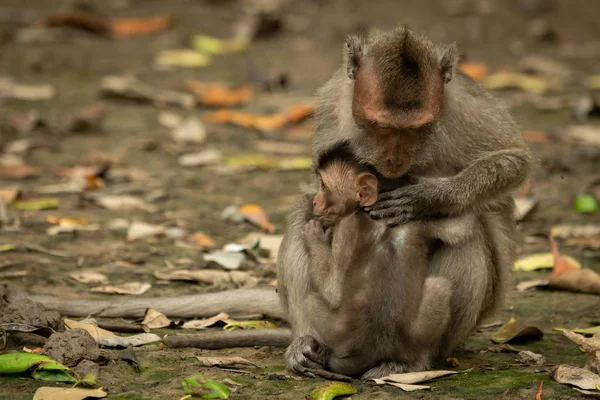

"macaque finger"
[376,189,408,202]
[384,215,413,227]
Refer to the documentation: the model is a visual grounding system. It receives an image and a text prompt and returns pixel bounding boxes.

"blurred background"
[1,0,600,398]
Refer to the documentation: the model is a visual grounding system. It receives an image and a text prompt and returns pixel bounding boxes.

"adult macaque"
[278,26,532,376]
[295,147,452,378]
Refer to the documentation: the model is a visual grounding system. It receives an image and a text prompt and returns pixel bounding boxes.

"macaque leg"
[360,277,452,379]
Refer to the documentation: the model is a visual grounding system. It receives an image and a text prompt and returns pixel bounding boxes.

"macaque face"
[351,58,439,178]
[312,161,378,221]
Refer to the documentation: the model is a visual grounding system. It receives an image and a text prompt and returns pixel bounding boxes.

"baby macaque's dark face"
[312,160,378,221]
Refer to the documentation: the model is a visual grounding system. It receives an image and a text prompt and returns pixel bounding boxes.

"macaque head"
[346,26,458,178]
[312,158,378,221]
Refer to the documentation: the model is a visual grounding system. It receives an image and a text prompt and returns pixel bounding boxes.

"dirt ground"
[1,0,600,399]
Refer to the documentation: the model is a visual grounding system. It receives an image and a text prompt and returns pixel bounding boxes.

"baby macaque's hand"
[303,219,331,246]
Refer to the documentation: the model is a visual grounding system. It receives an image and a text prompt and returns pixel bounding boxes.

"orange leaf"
[459,62,489,81]
[110,15,173,38]
[204,103,313,132]
[550,235,580,279]
[184,81,254,107]
[239,204,275,233]
[47,216,89,226]
[192,232,216,248]
[536,381,543,400]
[523,130,550,144]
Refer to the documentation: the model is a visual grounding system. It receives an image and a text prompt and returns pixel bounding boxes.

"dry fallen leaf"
[184,81,254,107]
[0,187,20,204]
[0,165,39,179]
[68,270,108,285]
[126,222,166,241]
[459,62,489,81]
[91,282,151,295]
[373,369,471,386]
[101,75,194,109]
[171,116,206,144]
[371,380,430,392]
[64,318,118,339]
[96,195,158,213]
[196,356,257,367]
[254,140,309,155]
[110,14,174,38]
[490,317,544,344]
[523,130,551,144]
[239,204,275,233]
[204,103,313,132]
[155,49,211,69]
[33,387,107,400]
[182,312,230,329]
[551,365,600,390]
[552,225,600,249]
[483,72,558,94]
[96,332,162,347]
[178,149,222,167]
[514,252,581,272]
[190,232,216,248]
[204,251,245,270]
[0,77,55,101]
[563,125,600,148]
[142,308,172,329]
[549,269,600,294]
[550,236,582,279]
[514,196,537,221]
[516,279,549,292]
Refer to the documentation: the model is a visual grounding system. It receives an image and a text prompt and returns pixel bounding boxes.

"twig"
[300,367,352,382]
[24,244,72,258]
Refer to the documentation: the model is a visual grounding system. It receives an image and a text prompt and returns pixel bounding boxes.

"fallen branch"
[26,288,283,319]
[164,328,292,349]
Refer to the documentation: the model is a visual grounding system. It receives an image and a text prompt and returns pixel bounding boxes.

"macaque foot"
[361,361,409,379]
[286,335,331,375]
[303,219,332,245]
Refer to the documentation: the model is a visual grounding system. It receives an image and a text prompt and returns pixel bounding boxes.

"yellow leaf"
[276,157,312,171]
[192,35,249,54]
[155,49,211,68]
[513,252,581,271]
[0,244,17,252]
[239,204,275,233]
[223,320,276,331]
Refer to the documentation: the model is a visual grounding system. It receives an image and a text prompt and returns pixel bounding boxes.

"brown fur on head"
[312,146,378,225]
[345,26,458,178]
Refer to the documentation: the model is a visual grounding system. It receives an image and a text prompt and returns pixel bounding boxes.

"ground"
[1,0,600,399]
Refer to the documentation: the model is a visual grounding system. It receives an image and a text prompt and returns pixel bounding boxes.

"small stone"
[517,350,546,366]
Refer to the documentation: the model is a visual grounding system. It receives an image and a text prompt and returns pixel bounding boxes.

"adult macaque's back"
[277,26,532,375]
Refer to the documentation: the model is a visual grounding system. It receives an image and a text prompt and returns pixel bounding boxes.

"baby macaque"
[298,146,453,378]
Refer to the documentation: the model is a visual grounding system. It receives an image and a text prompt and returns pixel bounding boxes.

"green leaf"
[32,369,77,383]
[77,372,99,387]
[0,353,59,374]
[182,375,230,399]
[574,194,599,214]
[12,197,59,211]
[553,326,600,336]
[310,382,357,400]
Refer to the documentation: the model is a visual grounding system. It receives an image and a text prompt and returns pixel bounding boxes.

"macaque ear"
[355,173,378,207]
[437,42,458,84]
[346,35,364,80]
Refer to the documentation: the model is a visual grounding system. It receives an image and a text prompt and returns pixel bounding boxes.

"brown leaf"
[141,308,171,329]
[523,130,551,144]
[110,15,174,38]
[64,104,107,133]
[490,317,544,344]
[550,235,580,279]
[68,270,108,285]
[182,312,230,329]
[91,282,151,295]
[36,11,110,34]
[0,187,20,204]
[184,81,254,107]
[0,165,39,179]
[551,365,600,390]
[195,356,258,367]
[548,269,600,294]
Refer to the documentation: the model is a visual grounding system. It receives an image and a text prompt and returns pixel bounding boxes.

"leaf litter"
[91,282,151,295]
